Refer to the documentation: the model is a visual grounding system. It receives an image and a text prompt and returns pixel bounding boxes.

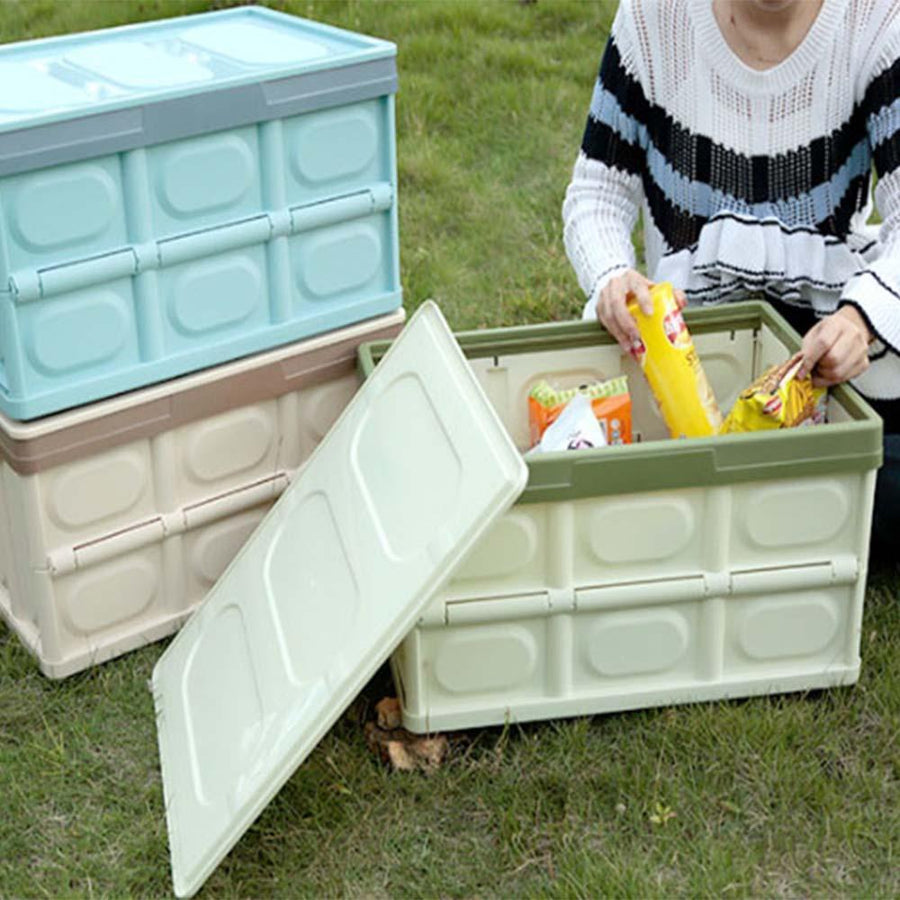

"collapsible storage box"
[0,7,400,420]
[358,302,883,732]
[0,309,404,678]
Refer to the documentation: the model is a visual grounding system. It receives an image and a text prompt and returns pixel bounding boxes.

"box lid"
[0,7,397,175]
[151,301,528,898]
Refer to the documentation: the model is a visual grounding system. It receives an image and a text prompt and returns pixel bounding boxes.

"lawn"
[1,1,898,897]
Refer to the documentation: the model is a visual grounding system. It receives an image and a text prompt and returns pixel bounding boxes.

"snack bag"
[529,376,631,447]
[721,353,827,433]
[626,282,723,439]
[527,393,607,455]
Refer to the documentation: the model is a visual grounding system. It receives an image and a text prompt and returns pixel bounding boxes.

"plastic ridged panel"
[0,387,348,678]
[396,470,873,732]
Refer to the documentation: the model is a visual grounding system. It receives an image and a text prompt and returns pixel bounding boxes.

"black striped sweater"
[563,0,900,401]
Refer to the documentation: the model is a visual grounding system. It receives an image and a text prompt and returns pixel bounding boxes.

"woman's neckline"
[692,0,844,93]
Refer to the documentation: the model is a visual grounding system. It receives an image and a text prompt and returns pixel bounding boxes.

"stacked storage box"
[358,303,883,732]
[0,7,404,674]
[0,312,403,678]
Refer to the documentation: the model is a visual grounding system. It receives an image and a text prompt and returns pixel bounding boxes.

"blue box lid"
[0,7,394,130]
[0,7,397,175]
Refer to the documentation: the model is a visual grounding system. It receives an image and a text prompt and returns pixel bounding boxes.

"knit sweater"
[563,0,900,401]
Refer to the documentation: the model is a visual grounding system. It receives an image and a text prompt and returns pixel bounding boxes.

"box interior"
[465,319,848,452]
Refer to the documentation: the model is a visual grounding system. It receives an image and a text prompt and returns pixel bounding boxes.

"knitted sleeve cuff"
[581,264,632,320]
[839,268,900,354]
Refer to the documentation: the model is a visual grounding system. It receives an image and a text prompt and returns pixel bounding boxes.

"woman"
[563,0,899,561]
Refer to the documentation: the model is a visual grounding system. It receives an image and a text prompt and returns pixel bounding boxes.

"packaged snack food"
[721,353,827,433]
[526,393,607,455]
[626,282,723,439]
[528,376,631,447]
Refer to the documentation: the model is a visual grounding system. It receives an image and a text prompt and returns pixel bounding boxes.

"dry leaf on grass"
[375,696,402,730]
[365,698,449,773]
[386,740,416,772]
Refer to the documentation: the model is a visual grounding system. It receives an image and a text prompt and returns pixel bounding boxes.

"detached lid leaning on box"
[152,302,529,898]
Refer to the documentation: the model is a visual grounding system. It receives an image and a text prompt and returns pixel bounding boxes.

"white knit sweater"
[563,0,900,401]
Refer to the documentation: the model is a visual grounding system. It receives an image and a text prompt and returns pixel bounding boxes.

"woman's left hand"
[800,306,873,387]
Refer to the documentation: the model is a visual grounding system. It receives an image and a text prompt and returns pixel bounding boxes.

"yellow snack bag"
[721,352,826,433]
[626,282,723,439]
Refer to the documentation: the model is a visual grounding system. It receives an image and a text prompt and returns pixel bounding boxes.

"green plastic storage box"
[148,302,880,898]
[357,301,883,732]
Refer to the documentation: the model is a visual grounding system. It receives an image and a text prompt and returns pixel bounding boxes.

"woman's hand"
[800,306,873,387]
[597,269,686,351]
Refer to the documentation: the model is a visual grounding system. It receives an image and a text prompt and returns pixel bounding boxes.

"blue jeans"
[872,434,900,563]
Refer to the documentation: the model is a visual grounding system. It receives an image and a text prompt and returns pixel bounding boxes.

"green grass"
[0,1,898,897]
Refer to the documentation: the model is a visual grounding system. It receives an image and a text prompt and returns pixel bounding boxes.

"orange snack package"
[528,376,632,447]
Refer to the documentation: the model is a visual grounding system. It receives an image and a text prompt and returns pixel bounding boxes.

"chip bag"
[528,376,632,447]
[626,282,723,439]
[527,393,608,455]
[721,352,827,433]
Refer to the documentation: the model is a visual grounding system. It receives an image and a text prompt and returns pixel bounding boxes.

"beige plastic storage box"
[0,309,404,678]
[358,302,883,733]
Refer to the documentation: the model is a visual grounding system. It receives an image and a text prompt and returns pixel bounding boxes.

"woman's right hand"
[596,269,686,351]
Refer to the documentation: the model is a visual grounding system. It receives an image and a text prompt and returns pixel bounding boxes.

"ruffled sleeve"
[839,30,900,361]
[654,212,868,309]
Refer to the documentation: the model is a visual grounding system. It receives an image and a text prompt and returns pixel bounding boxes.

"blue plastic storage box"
[0,7,400,419]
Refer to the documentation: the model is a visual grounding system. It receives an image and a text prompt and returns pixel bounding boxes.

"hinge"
[157,214,272,268]
[289,182,393,234]
[10,248,137,302]
[417,556,861,630]
[576,575,707,611]
[702,571,732,597]
[7,181,394,302]
[445,591,550,626]
[181,473,289,530]
[44,472,290,576]
[46,516,166,576]
[729,554,858,596]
